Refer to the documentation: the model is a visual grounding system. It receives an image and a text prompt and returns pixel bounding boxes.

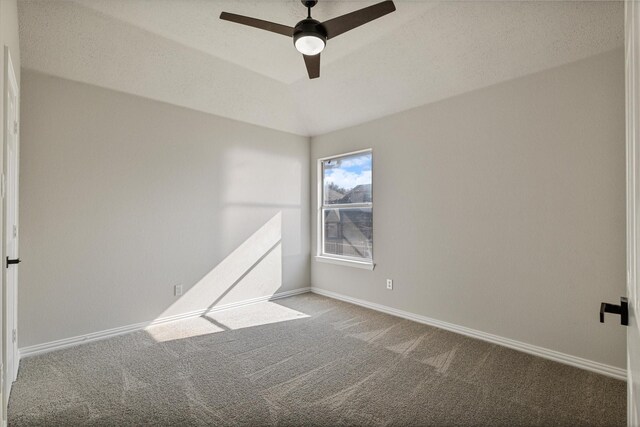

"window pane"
[323,208,372,260]
[323,152,372,205]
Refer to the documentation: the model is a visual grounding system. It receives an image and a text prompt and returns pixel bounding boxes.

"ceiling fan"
[220,0,396,80]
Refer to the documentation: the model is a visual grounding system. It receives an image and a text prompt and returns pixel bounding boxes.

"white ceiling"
[19,0,623,136]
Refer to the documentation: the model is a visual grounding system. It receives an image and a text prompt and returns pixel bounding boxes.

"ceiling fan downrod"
[302,0,318,19]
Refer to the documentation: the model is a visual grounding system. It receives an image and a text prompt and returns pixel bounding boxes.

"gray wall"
[311,48,627,368]
[19,71,310,347]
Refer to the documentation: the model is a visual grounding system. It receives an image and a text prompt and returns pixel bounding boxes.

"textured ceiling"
[19,0,624,136]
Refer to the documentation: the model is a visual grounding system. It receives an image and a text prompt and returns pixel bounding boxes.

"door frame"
[626,1,640,425]
[2,46,18,418]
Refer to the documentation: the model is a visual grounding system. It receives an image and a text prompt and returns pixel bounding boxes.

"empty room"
[0,0,638,425]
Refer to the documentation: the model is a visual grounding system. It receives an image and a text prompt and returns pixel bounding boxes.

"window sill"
[315,256,375,270]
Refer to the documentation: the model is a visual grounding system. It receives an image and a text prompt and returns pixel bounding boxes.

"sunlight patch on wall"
[222,147,304,257]
[223,148,302,207]
[158,212,283,319]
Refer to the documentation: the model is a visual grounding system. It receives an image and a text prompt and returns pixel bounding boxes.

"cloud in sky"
[338,155,371,170]
[325,169,371,190]
[324,152,371,190]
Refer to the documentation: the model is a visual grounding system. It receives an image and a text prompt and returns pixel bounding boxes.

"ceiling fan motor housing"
[293,18,327,50]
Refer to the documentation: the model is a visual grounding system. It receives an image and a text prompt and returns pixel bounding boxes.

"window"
[318,150,373,268]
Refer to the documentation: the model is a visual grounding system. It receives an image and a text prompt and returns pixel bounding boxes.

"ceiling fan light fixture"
[294,34,325,55]
[293,18,327,56]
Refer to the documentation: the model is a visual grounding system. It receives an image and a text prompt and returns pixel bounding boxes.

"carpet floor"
[8,293,626,426]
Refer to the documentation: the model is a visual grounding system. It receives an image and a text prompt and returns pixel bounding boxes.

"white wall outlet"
[386,279,393,290]
[174,284,183,296]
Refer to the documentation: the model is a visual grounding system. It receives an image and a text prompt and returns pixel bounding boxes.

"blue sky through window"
[324,152,372,191]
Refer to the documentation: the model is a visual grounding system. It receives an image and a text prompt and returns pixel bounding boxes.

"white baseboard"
[310,287,627,381]
[19,287,311,359]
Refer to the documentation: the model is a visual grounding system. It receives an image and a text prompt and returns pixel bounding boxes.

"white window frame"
[315,149,374,270]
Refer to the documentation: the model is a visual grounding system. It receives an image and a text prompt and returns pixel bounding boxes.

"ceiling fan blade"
[220,12,294,37]
[321,1,396,40]
[303,54,320,79]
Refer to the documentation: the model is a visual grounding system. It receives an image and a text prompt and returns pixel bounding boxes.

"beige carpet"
[8,293,626,426]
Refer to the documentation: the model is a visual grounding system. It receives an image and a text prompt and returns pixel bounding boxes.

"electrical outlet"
[174,284,183,296]
[386,279,393,290]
